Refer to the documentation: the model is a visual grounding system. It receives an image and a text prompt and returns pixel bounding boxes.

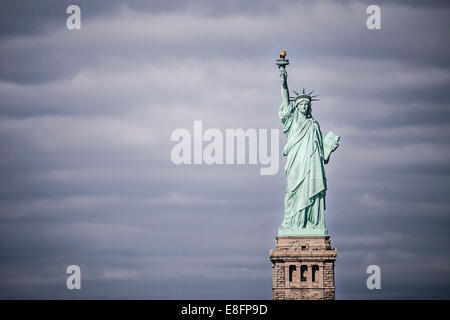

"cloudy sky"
[0,0,449,299]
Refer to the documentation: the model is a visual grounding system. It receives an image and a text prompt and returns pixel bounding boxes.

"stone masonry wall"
[270,236,337,300]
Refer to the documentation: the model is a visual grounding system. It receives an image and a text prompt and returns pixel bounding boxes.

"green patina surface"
[276,52,340,236]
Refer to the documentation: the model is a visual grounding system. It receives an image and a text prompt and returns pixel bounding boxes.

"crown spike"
[292,88,320,103]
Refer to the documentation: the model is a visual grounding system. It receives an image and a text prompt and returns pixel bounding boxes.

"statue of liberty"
[276,50,340,236]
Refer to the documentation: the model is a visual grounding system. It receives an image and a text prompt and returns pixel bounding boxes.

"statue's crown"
[290,88,319,102]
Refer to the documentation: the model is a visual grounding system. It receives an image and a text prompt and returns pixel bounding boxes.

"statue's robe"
[279,101,327,234]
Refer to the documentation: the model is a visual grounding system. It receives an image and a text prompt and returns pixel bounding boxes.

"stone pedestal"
[269,236,337,300]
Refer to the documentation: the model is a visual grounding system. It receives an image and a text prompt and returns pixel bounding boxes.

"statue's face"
[295,98,310,115]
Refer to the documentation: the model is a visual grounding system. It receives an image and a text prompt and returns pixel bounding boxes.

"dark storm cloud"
[0,0,189,38]
[0,0,449,299]
[1,1,450,85]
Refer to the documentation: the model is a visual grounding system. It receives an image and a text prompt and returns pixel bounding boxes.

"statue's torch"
[276,49,289,69]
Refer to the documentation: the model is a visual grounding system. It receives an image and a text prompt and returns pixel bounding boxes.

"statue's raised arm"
[277,50,290,107]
